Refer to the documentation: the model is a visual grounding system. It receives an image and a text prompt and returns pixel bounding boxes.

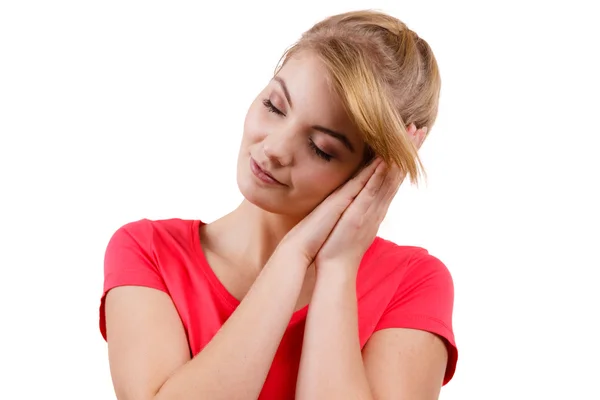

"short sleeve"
[374,250,458,385]
[99,219,169,341]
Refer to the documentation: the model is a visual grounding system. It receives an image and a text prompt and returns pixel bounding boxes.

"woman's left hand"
[314,124,427,273]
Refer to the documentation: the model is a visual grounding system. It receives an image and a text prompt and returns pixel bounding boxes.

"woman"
[100,9,458,400]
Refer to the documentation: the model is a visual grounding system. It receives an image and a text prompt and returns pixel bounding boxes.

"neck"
[204,199,304,272]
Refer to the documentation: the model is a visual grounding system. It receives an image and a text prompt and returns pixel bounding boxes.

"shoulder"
[102,217,203,289]
[363,237,453,288]
[361,237,455,339]
[364,237,458,384]
[100,218,202,339]
[106,218,200,251]
[110,217,197,235]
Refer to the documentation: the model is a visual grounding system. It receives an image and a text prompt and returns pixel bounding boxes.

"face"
[237,51,366,218]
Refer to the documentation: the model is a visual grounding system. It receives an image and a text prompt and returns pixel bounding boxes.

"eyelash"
[262,98,333,162]
[308,139,332,161]
[262,99,284,116]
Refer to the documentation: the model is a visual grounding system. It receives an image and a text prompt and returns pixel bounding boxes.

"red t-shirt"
[99,218,458,398]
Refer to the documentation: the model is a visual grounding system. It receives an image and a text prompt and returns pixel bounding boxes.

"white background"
[1,1,599,399]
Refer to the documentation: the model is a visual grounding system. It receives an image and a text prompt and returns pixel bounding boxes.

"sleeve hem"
[98,281,170,342]
[374,313,458,386]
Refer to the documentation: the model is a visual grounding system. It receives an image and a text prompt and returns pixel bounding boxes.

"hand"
[278,124,426,266]
[279,156,382,265]
[313,124,427,271]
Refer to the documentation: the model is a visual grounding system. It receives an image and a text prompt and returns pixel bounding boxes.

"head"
[237,10,441,218]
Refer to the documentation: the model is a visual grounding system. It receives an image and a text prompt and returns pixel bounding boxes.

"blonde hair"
[274,10,441,185]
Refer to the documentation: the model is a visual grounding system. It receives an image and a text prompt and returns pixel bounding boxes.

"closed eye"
[309,138,333,162]
[262,99,284,116]
[262,98,334,162]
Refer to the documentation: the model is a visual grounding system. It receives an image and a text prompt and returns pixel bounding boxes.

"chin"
[238,183,291,215]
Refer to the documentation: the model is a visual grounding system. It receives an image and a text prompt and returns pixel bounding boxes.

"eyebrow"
[313,126,355,153]
[273,76,355,153]
[274,76,292,108]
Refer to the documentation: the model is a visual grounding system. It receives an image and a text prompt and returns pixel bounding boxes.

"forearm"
[295,266,373,400]
[155,247,307,400]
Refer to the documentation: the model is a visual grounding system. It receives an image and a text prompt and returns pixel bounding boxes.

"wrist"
[312,262,358,308]
[269,242,313,273]
[315,259,359,282]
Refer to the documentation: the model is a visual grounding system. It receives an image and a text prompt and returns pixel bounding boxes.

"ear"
[406,123,428,150]
[416,126,428,149]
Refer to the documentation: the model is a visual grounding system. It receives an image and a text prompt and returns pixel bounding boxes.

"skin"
[105,50,447,400]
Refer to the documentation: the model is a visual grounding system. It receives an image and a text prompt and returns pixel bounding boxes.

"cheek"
[295,167,350,200]
[243,102,268,144]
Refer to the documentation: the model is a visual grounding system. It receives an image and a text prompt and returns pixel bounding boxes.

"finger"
[381,163,404,201]
[349,160,388,212]
[330,157,382,203]
[286,158,382,260]
[363,163,404,222]
[295,158,381,233]
[359,125,427,222]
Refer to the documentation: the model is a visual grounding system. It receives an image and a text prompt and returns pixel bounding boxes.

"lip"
[250,157,285,186]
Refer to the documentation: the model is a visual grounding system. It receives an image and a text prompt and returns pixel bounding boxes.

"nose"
[262,130,295,167]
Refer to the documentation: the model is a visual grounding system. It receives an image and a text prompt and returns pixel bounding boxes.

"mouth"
[250,157,285,186]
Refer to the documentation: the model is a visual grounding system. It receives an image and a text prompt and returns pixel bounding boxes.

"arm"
[295,265,372,399]
[295,264,448,400]
[296,125,451,398]
[105,160,383,400]
[362,327,448,399]
[106,246,308,400]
